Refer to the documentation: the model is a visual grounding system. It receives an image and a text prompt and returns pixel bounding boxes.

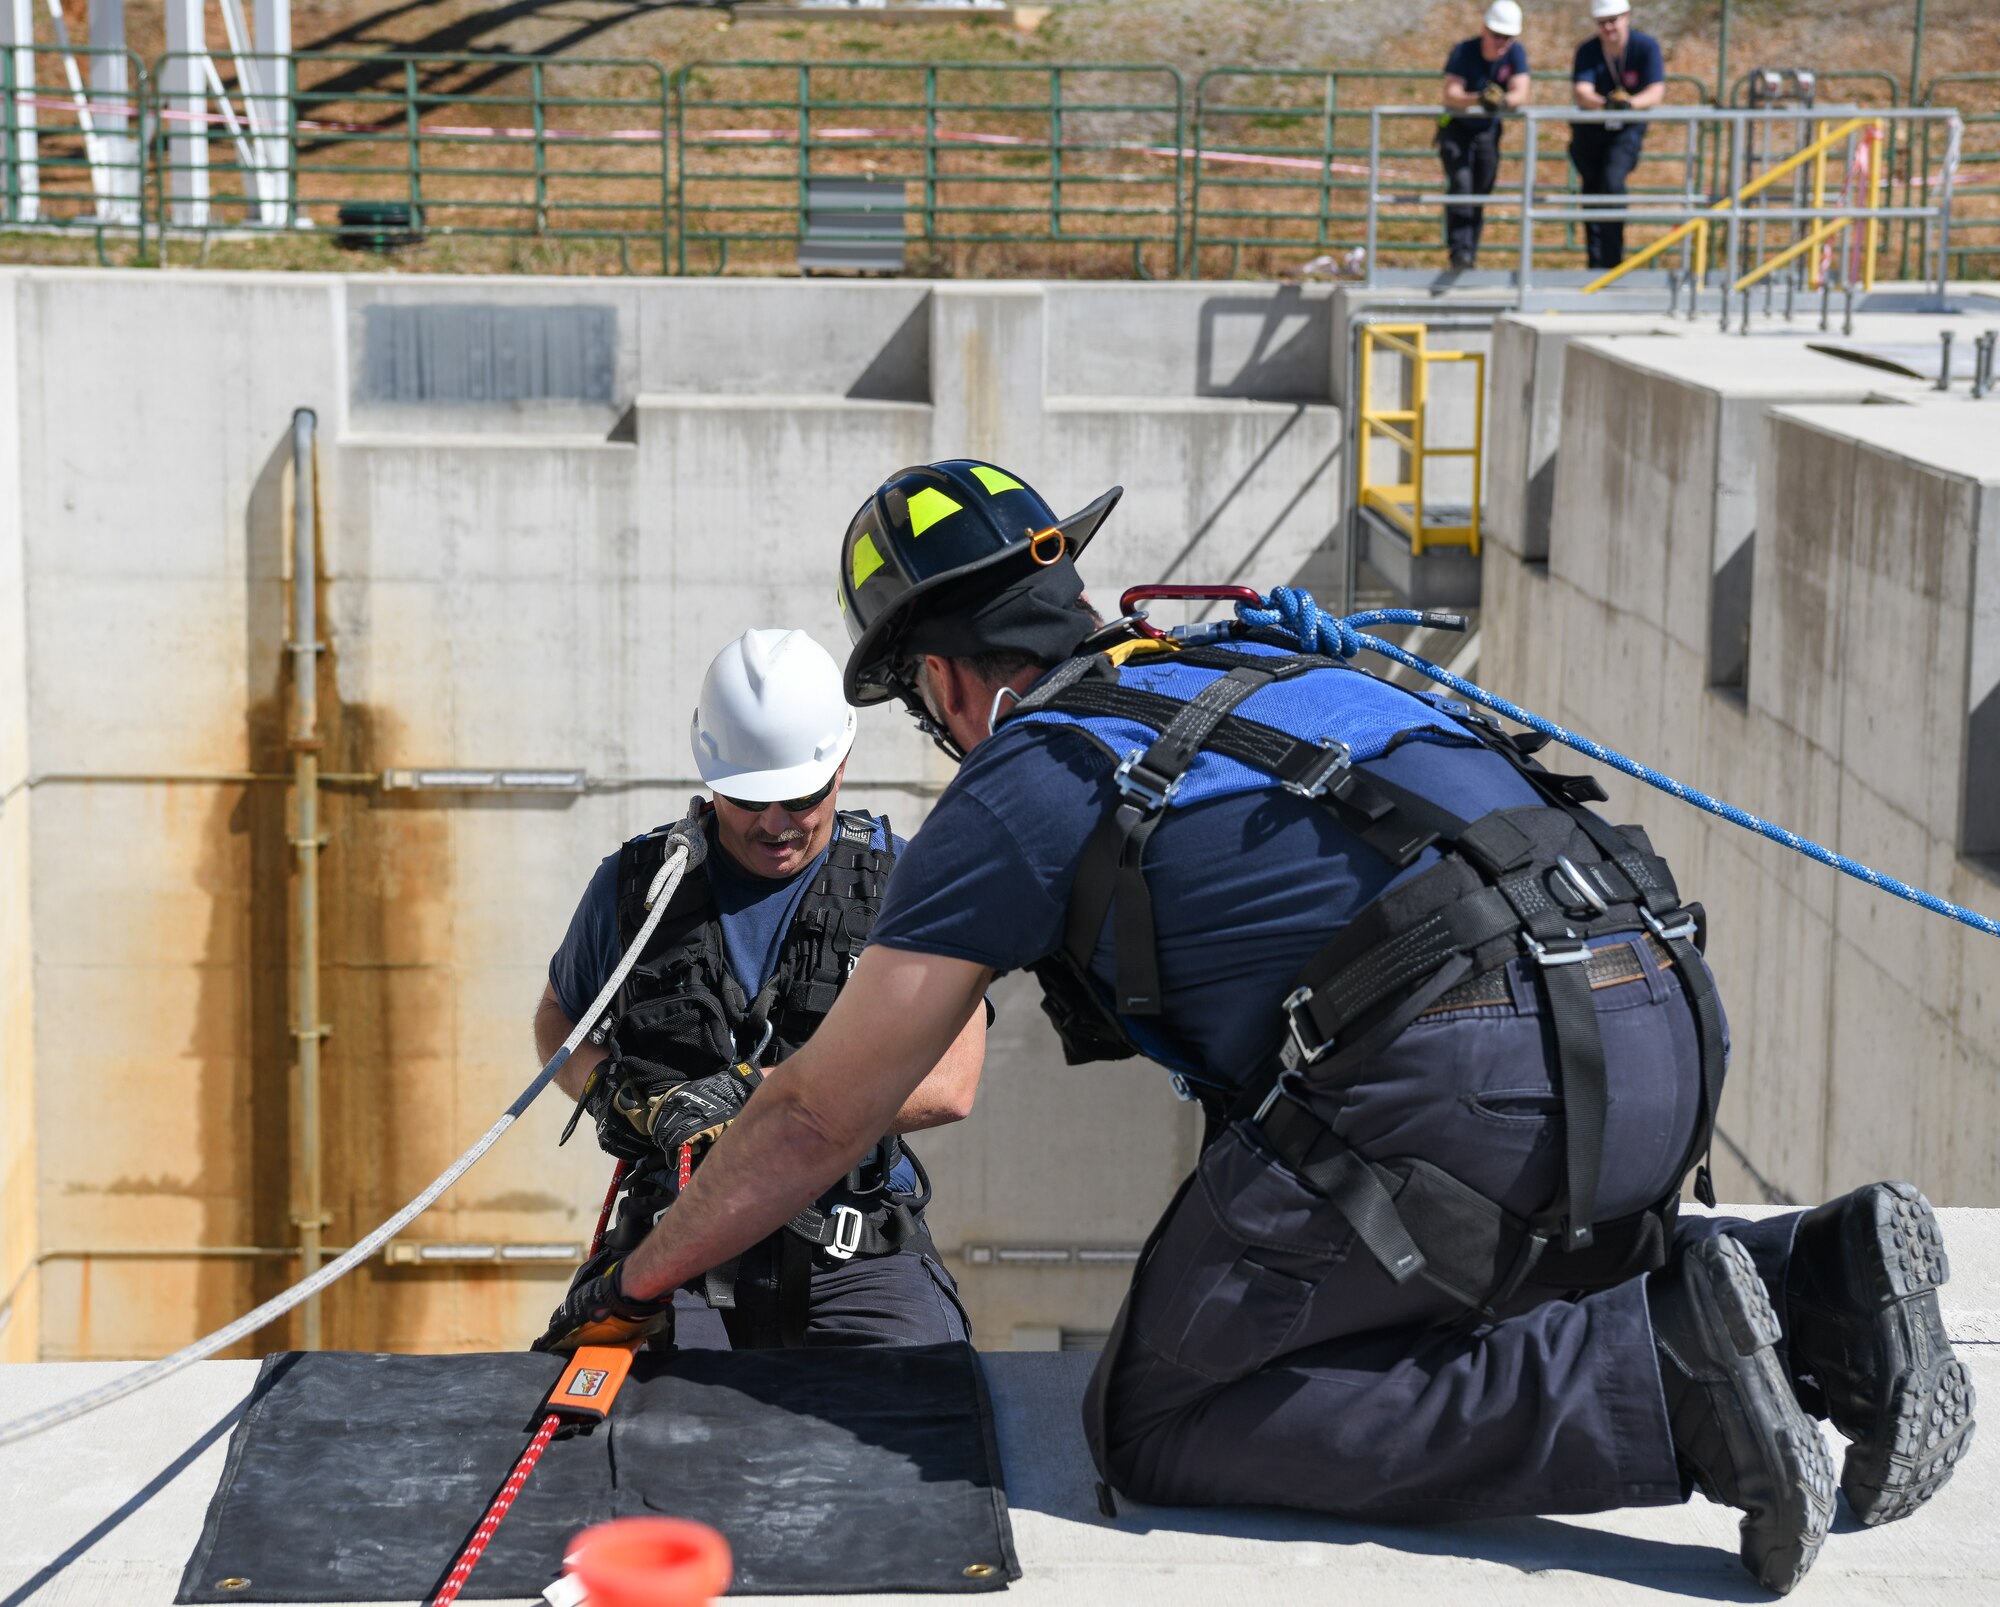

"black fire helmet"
[838,459,1121,707]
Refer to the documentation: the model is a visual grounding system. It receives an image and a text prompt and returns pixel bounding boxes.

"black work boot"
[1786,1181,1976,1525]
[1650,1235,1836,1595]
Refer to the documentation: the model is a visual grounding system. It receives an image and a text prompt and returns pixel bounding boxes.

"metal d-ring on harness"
[0,831,707,1452]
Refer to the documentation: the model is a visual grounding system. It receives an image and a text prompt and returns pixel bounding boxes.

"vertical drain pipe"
[288,408,328,1349]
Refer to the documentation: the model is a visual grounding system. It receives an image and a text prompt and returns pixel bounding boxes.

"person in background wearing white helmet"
[532,628,984,1350]
[1570,0,1667,268]
[1438,1,1532,271]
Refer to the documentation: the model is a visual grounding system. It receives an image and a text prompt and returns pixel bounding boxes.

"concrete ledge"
[3,1206,1995,1605]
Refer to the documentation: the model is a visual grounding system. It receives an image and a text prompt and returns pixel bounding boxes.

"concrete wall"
[0,270,34,1363]
[0,268,1345,1359]
[1483,321,2000,1208]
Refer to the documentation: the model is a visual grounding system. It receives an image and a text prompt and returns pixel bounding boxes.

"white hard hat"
[691,629,857,801]
[1590,0,1630,17]
[1485,0,1523,35]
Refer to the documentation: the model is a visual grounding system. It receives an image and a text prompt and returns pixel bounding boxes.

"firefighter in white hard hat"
[1570,0,1667,268]
[1439,0,1533,270]
[534,627,984,1350]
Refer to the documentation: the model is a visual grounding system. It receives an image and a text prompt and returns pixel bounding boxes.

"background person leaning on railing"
[1437,0,1533,271]
[1570,0,1668,268]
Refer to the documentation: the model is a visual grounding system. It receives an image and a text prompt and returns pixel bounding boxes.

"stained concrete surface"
[1,1205,1996,1606]
[0,269,1351,1362]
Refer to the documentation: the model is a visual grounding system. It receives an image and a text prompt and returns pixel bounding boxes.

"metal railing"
[1363,105,1962,313]
[1583,115,1890,299]
[672,60,1185,277]
[1356,322,1483,557]
[151,51,672,271]
[0,44,150,261]
[1190,68,1722,276]
[1912,74,1999,279]
[0,51,1990,284]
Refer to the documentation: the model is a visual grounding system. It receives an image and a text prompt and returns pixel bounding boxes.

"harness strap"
[1445,714,1725,1213]
[1063,666,1276,1015]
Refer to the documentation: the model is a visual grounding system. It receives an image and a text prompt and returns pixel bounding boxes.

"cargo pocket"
[614,990,735,1080]
[1128,1125,1352,1385]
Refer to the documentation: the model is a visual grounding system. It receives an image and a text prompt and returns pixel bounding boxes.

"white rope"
[0,838,695,1450]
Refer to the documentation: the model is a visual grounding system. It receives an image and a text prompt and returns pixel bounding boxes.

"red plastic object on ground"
[566,1517,733,1607]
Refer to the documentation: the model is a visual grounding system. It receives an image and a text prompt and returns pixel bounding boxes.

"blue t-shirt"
[869,661,1547,1097]
[548,812,898,1030]
[1443,38,1528,130]
[1574,30,1664,133]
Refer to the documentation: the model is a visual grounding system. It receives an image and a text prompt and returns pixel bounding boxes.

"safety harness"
[590,808,929,1347]
[1002,632,1725,1318]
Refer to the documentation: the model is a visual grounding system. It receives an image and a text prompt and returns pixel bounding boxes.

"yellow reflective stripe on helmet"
[905,486,963,536]
[969,466,1024,496]
[851,533,886,590]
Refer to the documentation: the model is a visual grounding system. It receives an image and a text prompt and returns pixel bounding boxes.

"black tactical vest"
[606,809,895,1087]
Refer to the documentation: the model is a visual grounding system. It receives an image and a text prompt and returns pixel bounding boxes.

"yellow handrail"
[1734,217,1848,293]
[1584,115,1877,295]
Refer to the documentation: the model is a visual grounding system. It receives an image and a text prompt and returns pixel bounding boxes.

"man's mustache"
[752,827,808,845]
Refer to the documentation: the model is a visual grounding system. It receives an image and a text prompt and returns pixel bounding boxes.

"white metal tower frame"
[0,0,293,228]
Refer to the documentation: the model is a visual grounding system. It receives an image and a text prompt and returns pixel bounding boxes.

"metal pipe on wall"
[288,408,328,1350]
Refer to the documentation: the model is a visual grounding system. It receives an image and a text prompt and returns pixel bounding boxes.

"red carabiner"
[1118,583,1266,640]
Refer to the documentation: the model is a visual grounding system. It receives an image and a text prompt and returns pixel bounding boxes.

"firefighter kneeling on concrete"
[534,461,1975,1594]
[533,627,980,1350]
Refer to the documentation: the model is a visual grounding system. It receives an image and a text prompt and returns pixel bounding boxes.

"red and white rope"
[429,1411,564,1606]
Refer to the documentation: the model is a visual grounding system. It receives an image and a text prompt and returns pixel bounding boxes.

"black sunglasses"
[715,773,838,815]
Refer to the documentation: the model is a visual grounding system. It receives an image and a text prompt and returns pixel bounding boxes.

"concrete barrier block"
[1046,282,1334,403]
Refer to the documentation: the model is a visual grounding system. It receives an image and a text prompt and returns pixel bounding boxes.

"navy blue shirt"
[1573,30,1664,135]
[1443,37,1528,130]
[548,812,898,1029]
[870,663,1546,1096]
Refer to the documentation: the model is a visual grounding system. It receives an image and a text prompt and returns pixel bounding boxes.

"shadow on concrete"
[846,297,932,405]
[1194,287,1331,401]
[1156,404,1307,585]
[0,1400,247,1607]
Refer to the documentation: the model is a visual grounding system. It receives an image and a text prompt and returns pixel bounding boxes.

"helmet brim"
[842,485,1121,706]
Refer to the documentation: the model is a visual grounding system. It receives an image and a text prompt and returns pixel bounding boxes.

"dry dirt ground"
[6,0,1995,276]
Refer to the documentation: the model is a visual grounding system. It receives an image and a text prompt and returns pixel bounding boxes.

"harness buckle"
[1522,933,1593,968]
[1112,749,1183,811]
[1282,738,1353,800]
[1641,905,1700,945]
[1281,986,1337,1067]
[1552,853,1611,916]
[826,1204,865,1261]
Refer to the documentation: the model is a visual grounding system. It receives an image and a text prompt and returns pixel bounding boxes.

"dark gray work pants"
[671,1231,971,1351]
[1086,939,1805,1521]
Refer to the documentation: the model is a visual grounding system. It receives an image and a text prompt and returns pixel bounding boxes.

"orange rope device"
[428,1343,642,1607]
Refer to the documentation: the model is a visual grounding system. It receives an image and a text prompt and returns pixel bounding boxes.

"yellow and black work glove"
[576,1062,661,1165]
[532,1258,674,1354]
[1479,81,1508,113]
[1604,88,1633,112]
[648,1063,764,1156]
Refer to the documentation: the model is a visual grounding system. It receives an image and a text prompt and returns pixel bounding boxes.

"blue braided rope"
[1237,586,2000,940]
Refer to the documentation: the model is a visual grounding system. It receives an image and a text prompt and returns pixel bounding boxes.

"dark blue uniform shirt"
[870,664,1545,1096]
[549,812,898,1028]
[1573,30,1664,128]
[1443,37,1529,131]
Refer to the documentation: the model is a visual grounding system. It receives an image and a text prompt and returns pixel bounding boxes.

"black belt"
[1419,932,1671,1018]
